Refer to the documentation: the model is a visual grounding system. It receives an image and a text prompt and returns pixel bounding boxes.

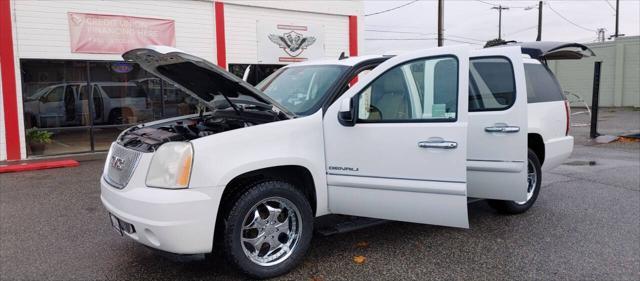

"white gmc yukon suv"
[101,42,592,278]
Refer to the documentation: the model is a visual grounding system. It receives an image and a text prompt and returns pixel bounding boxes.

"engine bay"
[118,110,278,152]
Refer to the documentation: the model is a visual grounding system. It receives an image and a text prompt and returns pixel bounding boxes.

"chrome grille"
[105,144,143,189]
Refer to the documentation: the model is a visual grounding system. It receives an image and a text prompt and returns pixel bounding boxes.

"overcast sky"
[362,0,640,54]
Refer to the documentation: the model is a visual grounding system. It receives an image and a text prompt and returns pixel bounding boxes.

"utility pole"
[437,0,444,47]
[614,0,619,38]
[492,5,509,40]
[536,1,543,41]
[608,0,623,40]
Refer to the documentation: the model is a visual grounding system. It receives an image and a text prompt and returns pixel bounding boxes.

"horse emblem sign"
[268,31,316,57]
[258,23,324,63]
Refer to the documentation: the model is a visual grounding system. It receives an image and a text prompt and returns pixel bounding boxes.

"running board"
[315,200,484,236]
[314,215,388,236]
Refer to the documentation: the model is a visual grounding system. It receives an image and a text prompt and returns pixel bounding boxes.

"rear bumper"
[100,177,222,254]
[542,136,574,171]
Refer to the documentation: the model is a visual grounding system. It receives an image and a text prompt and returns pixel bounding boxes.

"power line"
[474,0,532,9]
[365,0,420,17]
[547,2,597,32]
[446,34,487,42]
[602,0,616,12]
[444,38,484,45]
[505,25,538,36]
[364,37,483,45]
[364,29,486,42]
[365,29,437,35]
[475,0,499,7]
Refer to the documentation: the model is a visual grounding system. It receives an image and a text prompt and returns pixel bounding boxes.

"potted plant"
[26,128,52,155]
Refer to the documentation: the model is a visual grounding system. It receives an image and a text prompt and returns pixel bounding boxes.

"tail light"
[564,100,571,136]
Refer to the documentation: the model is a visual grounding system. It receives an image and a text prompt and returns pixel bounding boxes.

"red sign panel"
[68,12,175,54]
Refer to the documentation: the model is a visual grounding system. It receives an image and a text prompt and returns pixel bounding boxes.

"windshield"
[256,65,348,116]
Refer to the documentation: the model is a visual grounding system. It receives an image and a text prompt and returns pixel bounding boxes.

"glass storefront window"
[88,62,155,125]
[26,127,92,156]
[22,60,90,129]
[228,64,283,85]
[20,59,197,157]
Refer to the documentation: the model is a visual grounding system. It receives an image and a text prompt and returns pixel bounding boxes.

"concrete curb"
[0,159,80,173]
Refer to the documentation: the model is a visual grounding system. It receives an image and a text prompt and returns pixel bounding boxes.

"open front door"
[323,47,470,228]
[467,47,528,201]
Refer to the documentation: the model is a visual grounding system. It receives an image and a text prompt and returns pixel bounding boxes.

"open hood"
[494,41,596,61]
[123,46,294,118]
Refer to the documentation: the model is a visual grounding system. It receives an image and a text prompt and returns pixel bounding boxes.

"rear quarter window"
[524,63,565,103]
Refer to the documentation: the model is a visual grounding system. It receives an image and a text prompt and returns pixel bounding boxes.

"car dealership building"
[0,0,362,161]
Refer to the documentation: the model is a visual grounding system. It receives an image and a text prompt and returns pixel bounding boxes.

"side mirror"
[338,96,356,127]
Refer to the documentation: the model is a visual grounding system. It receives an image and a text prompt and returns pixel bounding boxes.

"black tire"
[222,180,313,279]
[487,148,542,214]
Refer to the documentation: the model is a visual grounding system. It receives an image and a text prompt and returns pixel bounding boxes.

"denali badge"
[110,155,125,171]
[328,166,359,172]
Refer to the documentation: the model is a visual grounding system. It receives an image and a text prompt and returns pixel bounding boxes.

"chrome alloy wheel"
[515,158,538,205]
[240,197,302,266]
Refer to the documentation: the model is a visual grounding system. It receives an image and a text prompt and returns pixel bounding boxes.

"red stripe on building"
[348,15,358,57]
[0,0,21,160]
[214,1,227,69]
[348,15,358,85]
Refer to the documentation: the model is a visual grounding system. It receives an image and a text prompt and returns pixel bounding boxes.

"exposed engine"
[118,110,276,152]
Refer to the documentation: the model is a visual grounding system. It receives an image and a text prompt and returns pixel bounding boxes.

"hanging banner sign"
[68,12,175,54]
[257,21,325,64]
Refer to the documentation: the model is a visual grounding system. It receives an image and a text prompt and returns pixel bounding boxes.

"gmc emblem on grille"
[110,155,125,171]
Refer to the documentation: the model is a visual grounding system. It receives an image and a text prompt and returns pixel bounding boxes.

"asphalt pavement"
[1,137,639,280]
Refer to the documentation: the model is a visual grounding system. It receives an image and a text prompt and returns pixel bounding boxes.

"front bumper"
[100,177,223,254]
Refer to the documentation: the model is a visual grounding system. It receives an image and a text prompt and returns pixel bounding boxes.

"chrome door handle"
[418,140,458,149]
[485,126,520,133]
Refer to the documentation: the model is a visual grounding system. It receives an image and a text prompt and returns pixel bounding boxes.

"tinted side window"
[357,56,458,122]
[469,57,515,112]
[524,63,564,103]
[44,86,64,103]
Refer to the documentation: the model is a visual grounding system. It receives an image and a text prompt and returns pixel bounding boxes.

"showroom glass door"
[20,59,198,157]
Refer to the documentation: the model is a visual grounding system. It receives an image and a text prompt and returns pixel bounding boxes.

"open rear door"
[467,46,528,201]
[514,41,595,61]
[323,47,470,228]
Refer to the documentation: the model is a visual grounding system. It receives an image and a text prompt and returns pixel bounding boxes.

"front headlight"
[146,142,194,189]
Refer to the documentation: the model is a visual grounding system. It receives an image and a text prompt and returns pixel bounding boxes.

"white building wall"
[549,36,640,108]
[622,42,640,107]
[224,3,351,64]
[13,0,216,62]
[222,0,362,17]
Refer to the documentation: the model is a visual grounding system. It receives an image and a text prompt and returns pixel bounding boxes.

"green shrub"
[26,128,53,144]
